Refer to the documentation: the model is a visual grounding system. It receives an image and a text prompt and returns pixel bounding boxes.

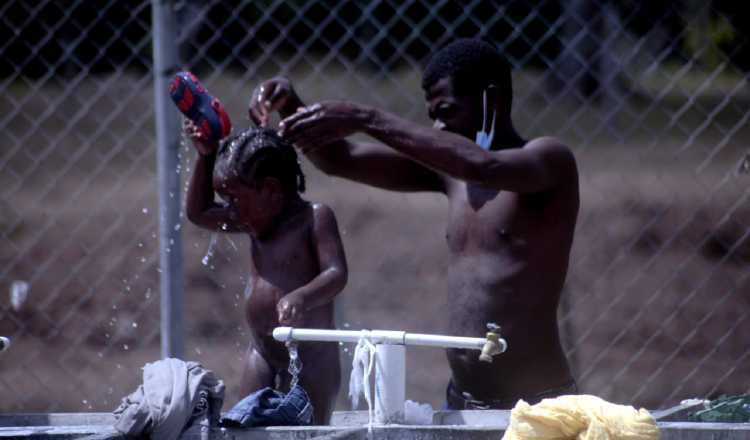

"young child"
[185,121,347,424]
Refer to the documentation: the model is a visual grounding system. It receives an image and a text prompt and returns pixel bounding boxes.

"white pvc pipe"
[375,344,405,424]
[273,327,507,426]
[272,327,506,352]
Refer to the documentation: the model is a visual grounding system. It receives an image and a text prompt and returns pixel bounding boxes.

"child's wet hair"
[216,127,306,193]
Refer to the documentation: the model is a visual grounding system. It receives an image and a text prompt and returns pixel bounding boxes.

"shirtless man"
[250,39,579,409]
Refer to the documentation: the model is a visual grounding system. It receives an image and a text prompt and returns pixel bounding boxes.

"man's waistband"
[445,379,579,410]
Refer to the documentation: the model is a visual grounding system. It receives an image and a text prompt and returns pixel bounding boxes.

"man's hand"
[248,77,303,127]
[277,293,306,327]
[278,101,369,152]
[183,119,219,156]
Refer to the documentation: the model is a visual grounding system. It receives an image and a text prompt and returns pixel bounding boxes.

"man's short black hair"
[422,38,512,105]
[216,127,305,194]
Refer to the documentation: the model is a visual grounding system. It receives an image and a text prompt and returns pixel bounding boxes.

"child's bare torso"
[243,202,335,368]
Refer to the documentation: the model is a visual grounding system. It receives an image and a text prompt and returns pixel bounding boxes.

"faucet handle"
[479,323,505,363]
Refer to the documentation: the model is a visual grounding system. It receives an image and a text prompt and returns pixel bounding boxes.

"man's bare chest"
[445,185,547,253]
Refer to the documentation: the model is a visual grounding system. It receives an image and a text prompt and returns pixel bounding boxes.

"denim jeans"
[220,384,314,427]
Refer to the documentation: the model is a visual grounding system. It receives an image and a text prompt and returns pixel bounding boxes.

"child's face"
[214,175,281,231]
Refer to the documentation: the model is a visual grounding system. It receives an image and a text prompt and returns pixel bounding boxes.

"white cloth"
[348,333,376,410]
[113,358,225,440]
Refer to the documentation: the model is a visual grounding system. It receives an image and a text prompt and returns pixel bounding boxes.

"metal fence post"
[152,0,184,359]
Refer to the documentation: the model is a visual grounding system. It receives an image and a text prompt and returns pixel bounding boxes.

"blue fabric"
[220,385,314,427]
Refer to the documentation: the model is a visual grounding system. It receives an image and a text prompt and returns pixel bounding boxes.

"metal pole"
[152,0,184,359]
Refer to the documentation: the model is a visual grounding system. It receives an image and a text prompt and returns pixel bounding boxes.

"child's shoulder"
[308,202,340,229]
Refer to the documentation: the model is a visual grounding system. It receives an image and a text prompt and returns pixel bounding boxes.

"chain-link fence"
[1,0,748,413]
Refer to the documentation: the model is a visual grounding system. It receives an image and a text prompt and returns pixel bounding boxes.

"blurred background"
[1,0,748,412]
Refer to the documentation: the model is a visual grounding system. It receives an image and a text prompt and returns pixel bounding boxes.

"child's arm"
[184,120,243,232]
[277,204,348,326]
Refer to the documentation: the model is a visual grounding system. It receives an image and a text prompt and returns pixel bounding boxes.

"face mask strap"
[476,88,497,150]
[482,90,488,133]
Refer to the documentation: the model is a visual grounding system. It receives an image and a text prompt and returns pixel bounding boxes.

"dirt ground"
[1,69,749,413]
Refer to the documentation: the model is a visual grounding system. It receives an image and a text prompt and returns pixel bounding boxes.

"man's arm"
[366,110,576,193]
[277,204,348,325]
[250,78,445,193]
[303,139,446,193]
[282,102,576,194]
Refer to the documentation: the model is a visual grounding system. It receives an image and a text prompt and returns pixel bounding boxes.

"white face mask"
[475,89,496,150]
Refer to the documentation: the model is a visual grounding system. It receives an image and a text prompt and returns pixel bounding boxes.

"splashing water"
[286,341,303,389]
[10,280,29,312]
[223,234,239,252]
[243,275,254,300]
[202,233,218,266]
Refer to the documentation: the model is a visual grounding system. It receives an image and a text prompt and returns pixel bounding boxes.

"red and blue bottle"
[169,71,232,142]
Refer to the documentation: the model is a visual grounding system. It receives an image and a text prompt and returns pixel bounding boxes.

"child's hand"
[183,119,219,156]
[277,294,306,326]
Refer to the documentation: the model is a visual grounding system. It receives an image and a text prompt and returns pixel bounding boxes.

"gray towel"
[113,358,225,440]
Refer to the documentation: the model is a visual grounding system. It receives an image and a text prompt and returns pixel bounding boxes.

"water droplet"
[140,257,147,263]
[174,223,181,231]
[343,347,349,353]
[343,322,351,328]
[132,322,138,328]
[123,344,129,350]
[105,333,111,339]
[142,208,148,214]
[338,342,344,346]
[145,288,152,299]
[195,347,202,355]
[138,242,144,248]
[98,352,104,358]
[116,364,122,369]
[169,192,174,198]
[82,399,88,405]
[10,280,29,312]
[169,238,174,245]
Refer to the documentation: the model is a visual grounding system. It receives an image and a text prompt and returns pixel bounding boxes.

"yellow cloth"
[502,394,659,440]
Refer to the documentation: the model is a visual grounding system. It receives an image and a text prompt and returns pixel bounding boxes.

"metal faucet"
[479,323,506,362]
